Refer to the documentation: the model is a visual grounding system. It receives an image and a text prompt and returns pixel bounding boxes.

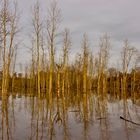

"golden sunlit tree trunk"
[62,29,71,93]
[75,54,82,91]
[88,53,94,90]
[40,32,46,92]
[31,1,43,97]
[11,47,17,92]
[46,1,61,95]
[121,40,136,119]
[97,34,111,95]
[29,40,36,93]
[121,40,136,100]
[45,2,61,139]
[82,34,89,93]
[0,0,19,98]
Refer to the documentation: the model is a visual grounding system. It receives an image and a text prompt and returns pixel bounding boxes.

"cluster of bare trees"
[0,0,140,100]
[0,0,19,98]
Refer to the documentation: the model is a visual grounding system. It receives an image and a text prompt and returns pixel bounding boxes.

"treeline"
[0,66,140,96]
[0,0,140,100]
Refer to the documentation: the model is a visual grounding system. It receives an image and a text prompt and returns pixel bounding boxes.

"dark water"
[0,93,140,140]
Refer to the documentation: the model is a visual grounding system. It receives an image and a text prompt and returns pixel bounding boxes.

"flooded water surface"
[1,92,140,140]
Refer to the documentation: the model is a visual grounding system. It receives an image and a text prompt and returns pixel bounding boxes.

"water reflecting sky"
[0,92,140,140]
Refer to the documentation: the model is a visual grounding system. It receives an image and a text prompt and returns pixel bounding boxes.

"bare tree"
[31,0,43,97]
[121,40,137,100]
[46,2,61,139]
[0,0,19,97]
[97,34,111,94]
[82,33,89,93]
[46,0,61,94]
[121,40,136,74]
[62,28,71,92]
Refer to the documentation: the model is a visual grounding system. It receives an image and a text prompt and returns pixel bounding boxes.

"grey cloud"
[17,0,140,64]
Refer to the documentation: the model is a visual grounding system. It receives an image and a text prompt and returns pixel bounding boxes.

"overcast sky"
[17,0,140,68]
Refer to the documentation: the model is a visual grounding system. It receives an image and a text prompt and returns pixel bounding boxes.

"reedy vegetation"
[0,0,140,100]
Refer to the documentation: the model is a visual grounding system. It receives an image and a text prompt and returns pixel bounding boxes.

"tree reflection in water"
[0,91,140,140]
